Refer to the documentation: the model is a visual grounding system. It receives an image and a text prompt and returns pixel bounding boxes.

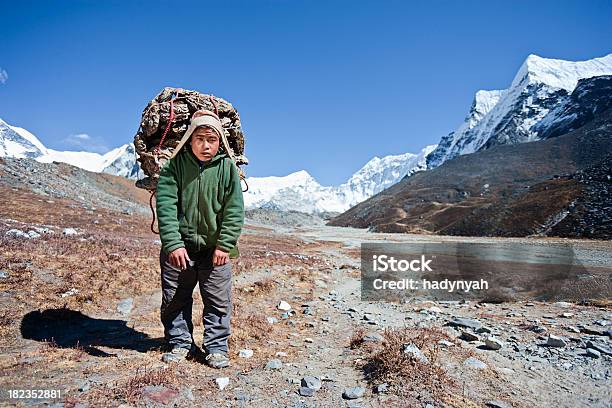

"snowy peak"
[0,117,142,179]
[7,124,48,154]
[427,53,612,169]
[472,90,504,119]
[244,144,437,214]
[511,53,612,91]
[99,143,144,179]
[0,119,47,159]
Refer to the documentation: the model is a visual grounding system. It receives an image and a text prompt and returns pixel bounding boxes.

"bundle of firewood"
[133,87,248,190]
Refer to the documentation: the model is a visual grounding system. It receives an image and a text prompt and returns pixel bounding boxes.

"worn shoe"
[161,347,191,363]
[204,352,230,368]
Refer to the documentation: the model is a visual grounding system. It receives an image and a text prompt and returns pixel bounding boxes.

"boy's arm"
[217,160,244,252]
[156,159,185,254]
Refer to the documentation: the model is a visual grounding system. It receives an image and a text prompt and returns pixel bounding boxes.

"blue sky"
[1,1,611,185]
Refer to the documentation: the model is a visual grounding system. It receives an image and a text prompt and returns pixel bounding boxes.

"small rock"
[486,400,512,408]
[438,339,454,347]
[447,317,482,330]
[566,325,580,333]
[275,351,288,357]
[586,340,612,356]
[586,348,601,358]
[277,300,292,311]
[428,306,443,314]
[342,386,366,399]
[580,326,607,336]
[266,316,278,325]
[265,359,282,370]
[281,311,295,319]
[362,332,384,343]
[464,357,487,370]
[300,376,322,391]
[60,288,79,298]
[485,337,503,351]
[373,383,388,394]
[27,230,41,239]
[546,335,567,348]
[0,271,9,279]
[299,386,315,397]
[215,377,230,390]
[33,227,53,234]
[238,349,253,358]
[63,228,79,236]
[460,331,479,342]
[402,343,429,364]
[5,229,30,239]
[528,325,547,334]
[560,313,574,318]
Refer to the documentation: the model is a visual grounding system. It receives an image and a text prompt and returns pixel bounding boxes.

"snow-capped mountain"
[426,53,612,168]
[0,119,47,159]
[0,118,141,178]
[244,145,437,214]
[2,116,436,213]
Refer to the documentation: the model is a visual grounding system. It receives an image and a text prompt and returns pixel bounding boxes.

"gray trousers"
[160,247,233,354]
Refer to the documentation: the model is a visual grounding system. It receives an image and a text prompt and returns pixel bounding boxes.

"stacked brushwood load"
[133,87,248,191]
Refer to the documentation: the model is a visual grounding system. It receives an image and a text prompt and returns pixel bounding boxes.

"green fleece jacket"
[156,146,244,256]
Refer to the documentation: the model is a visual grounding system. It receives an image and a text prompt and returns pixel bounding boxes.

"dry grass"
[349,326,368,349]
[228,297,274,353]
[0,227,159,313]
[82,366,179,407]
[354,326,462,405]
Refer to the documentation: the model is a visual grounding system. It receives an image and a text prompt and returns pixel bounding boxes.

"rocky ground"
[0,159,610,408]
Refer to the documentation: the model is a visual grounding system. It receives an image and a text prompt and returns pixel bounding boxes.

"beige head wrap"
[170,110,225,159]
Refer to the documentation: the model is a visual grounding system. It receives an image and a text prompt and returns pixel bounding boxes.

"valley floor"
[0,183,610,408]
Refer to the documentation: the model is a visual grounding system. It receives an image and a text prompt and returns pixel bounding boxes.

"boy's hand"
[169,248,192,270]
[213,248,229,266]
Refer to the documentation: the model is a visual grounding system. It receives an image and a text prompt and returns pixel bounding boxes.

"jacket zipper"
[196,163,203,252]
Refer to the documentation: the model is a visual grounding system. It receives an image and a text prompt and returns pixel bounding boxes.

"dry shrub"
[241,278,276,297]
[85,366,178,407]
[228,310,271,351]
[357,326,458,404]
[349,326,368,349]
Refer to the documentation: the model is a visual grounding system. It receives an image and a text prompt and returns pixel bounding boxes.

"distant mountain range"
[426,53,612,168]
[0,118,437,214]
[0,118,142,179]
[2,53,611,222]
[243,145,436,214]
[329,52,612,239]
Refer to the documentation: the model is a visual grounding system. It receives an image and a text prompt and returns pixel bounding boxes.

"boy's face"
[189,127,220,162]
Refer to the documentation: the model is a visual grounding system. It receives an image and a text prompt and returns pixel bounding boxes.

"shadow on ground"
[20,308,162,357]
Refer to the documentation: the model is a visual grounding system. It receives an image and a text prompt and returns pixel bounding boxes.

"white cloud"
[62,133,109,153]
[0,68,7,84]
